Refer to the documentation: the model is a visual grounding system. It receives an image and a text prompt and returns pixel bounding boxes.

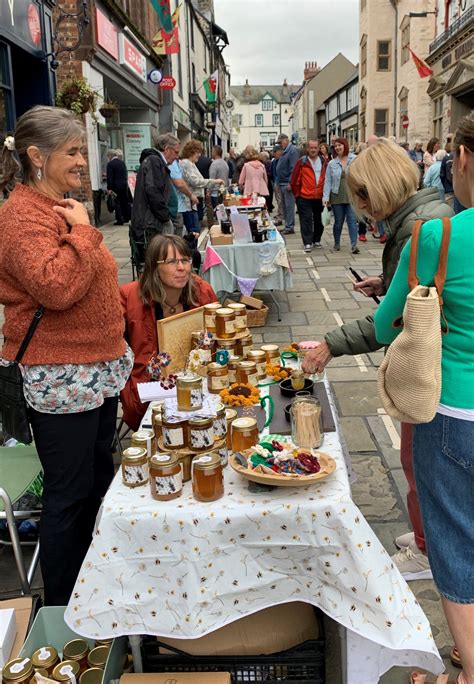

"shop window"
[433,97,443,139]
[360,35,367,78]
[272,114,280,126]
[255,114,263,127]
[374,108,388,137]
[401,18,410,65]
[377,41,391,71]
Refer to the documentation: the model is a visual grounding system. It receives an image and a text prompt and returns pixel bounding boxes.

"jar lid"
[188,417,213,427]
[227,303,246,311]
[2,658,33,681]
[177,374,201,385]
[122,447,147,461]
[204,302,221,310]
[228,355,241,364]
[78,669,104,684]
[52,661,81,681]
[192,452,221,470]
[261,344,279,351]
[32,646,58,668]
[215,402,226,414]
[216,339,235,346]
[247,349,265,357]
[63,639,89,660]
[216,308,234,316]
[150,453,178,468]
[208,362,227,371]
[232,417,258,431]
[131,431,148,443]
[225,408,238,421]
[94,639,113,647]
[238,361,256,370]
[87,646,110,668]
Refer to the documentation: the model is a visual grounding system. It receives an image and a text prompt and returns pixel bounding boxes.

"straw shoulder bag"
[377,217,451,424]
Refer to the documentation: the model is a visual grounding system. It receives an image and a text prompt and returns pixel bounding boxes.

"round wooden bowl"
[229,450,336,487]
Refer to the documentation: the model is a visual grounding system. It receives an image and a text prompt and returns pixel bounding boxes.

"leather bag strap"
[15,306,44,364]
[433,216,451,299]
[408,220,423,290]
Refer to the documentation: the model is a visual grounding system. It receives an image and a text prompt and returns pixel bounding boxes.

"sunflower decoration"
[265,363,291,382]
[220,383,260,407]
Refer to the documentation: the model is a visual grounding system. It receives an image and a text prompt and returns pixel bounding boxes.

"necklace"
[164,297,181,315]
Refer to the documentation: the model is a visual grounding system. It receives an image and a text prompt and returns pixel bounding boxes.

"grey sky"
[214,0,359,86]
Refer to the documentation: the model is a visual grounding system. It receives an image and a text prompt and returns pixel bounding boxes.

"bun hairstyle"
[0,105,84,191]
[453,111,474,155]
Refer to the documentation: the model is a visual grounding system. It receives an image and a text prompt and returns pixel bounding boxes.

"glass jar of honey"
[291,369,305,391]
[176,374,203,411]
[236,361,258,386]
[261,344,280,364]
[225,408,238,450]
[121,447,148,488]
[216,442,229,468]
[78,669,103,684]
[63,640,90,674]
[52,661,81,683]
[131,429,154,459]
[247,350,266,379]
[2,658,34,684]
[203,303,221,333]
[31,647,59,676]
[215,338,236,356]
[227,355,242,383]
[188,417,215,451]
[207,362,229,394]
[227,303,247,331]
[86,646,110,670]
[213,403,227,440]
[231,417,259,452]
[153,412,163,445]
[235,332,253,357]
[162,415,187,450]
[192,452,224,502]
[215,308,236,339]
[149,453,183,501]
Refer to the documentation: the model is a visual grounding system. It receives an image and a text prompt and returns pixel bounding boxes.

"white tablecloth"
[65,386,443,682]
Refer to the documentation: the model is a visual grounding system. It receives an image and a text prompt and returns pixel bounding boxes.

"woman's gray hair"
[0,106,84,190]
[155,133,180,151]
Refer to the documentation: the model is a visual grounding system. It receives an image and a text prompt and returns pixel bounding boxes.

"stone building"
[324,68,359,148]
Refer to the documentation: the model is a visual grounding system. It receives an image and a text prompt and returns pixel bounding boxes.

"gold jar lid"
[122,447,147,463]
[63,639,89,660]
[216,339,235,348]
[35,669,49,679]
[177,374,202,387]
[203,303,221,311]
[208,362,228,372]
[52,661,81,681]
[227,303,246,312]
[188,417,213,428]
[192,452,221,471]
[94,639,113,647]
[78,669,103,684]
[261,344,279,352]
[2,658,33,681]
[232,417,258,432]
[225,408,238,421]
[31,646,58,669]
[247,350,265,358]
[215,402,226,416]
[237,361,256,370]
[216,307,234,316]
[131,431,150,446]
[150,453,179,468]
[228,355,242,365]
[87,646,110,669]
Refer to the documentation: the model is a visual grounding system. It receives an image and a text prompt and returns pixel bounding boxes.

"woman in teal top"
[374,112,474,684]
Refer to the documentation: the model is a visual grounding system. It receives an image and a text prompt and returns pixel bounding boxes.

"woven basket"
[246,304,269,328]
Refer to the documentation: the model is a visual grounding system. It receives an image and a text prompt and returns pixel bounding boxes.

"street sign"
[148,68,163,84]
[160,76,176,90]
[402,115,409,129]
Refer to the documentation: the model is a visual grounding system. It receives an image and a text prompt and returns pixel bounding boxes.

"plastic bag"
[322,206,331,226]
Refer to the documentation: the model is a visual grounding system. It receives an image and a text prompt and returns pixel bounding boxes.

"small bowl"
[279,378,314,398]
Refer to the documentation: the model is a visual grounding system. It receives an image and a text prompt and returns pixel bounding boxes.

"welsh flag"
[204,70,218,103]
[150,0,173,33]
[408,47,433,78]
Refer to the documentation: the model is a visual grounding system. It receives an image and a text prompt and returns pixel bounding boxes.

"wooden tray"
[229,451,336,487]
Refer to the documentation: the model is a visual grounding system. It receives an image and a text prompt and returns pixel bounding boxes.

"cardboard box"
[0,597,32,663]
[156,602,319,657]
[121,674,230,684]
[0,608,16,667]
[239,294,265,310]
[210,225,233,247]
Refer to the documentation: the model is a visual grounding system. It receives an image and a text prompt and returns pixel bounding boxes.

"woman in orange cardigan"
[120,234,217,430]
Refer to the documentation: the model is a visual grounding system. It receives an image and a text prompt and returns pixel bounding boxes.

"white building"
[325,68,359,148]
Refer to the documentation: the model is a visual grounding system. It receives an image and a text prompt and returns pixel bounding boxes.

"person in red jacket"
[290,140,327,252]
[120,234,217,430]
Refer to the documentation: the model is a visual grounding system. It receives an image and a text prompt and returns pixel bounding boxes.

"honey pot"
[261,344,280,363]
[176,374,203,411]
[235,332,253,357]
[121,447,148,488]
[2,658,34,684]
[235,361,258,386]
[231,417,259,452]
[31,647,59,676]
[188,417,215,451]
[227,302,247,330]
[207,362,229,393]
[162,415,187,450]
[130,429,154,459]
[227,355,242,383]
[192,452,224,502]
[225,408,238,450]
[63,639,90,674]
[247,350,266,379]
[52,661,81,683]
[215,308,236,339]
[149,453,183,501]
[203,303,221,332]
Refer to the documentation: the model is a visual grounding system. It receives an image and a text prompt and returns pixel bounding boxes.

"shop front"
[174,103,192,144]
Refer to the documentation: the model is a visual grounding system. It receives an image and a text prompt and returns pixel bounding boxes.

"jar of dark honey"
[87,645,110,670]
[78,669,103,684]
[247,350,266,379]
[235,361,258,386]
[161,415,187,450]
[192,452,224,502]
[52,661,81,683]
[207,363,229,394]
[235,332,253,357]
[2,658,34,684]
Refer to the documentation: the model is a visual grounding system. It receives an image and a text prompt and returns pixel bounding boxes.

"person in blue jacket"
[276,134,300,234]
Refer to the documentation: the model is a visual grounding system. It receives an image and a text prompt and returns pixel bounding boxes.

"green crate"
[19,607,128,684]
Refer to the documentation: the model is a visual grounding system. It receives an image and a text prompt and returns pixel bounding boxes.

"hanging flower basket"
[99,101,118,119]
[56,77,98,117]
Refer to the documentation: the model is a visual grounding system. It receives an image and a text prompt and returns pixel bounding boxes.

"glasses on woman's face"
[157,257,193,268]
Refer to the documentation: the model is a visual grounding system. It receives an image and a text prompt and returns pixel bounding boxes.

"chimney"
[282,78,289,96]
[243,78,251,97]
[304,61,319,81]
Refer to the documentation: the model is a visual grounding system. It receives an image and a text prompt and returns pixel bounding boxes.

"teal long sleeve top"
[374,209,474,409]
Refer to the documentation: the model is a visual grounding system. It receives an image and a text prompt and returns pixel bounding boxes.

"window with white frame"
[255,114,263,127]
[260,133,269,147]
[374,108,389,137]
[272,113,280,126]
[338,92,346,115]
[269,135,276,147]
[401,17,410,65]
[328,97,338,121]
[262,98,273,111]
[347,85,354,110]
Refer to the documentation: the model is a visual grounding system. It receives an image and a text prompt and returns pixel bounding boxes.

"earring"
[36,168,42,181]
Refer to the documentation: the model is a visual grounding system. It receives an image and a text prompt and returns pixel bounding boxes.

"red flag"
[408,47,433,78]
[162,27,179,54]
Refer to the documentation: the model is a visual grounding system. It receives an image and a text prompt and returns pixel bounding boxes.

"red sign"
[119,34,147,82]
[160,76,176,90]
[402,115,409,129]
[96,8,118,60]
[28,3,41,47]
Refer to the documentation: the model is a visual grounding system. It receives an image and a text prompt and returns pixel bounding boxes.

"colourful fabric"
[236,276,258,296]
[0,184,125,365]
[239,161,269,196]
[203,71,218,103]
[150,0,173,32]
[203,246,224,272]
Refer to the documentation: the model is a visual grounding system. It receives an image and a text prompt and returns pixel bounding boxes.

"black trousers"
[296,197,324,245]
[29,396,118,605]
[114,188,131,224]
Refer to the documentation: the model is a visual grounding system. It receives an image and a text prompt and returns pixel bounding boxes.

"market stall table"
[64,382,443,683]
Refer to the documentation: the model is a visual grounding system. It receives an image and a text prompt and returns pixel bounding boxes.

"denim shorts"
[413,412,474,603]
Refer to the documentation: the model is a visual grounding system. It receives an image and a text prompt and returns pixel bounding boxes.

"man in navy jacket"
[276,134,300,234]
[106,149,131,225]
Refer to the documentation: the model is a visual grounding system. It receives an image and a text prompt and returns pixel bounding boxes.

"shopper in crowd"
[439,150,466,214]
[374,112,474,684]
[290,139,327,252]
[260,150,274,212]
[423,137,440,171]
[302,139,452,582]
[399,141,410,154]
[120,234,217,431]
[238,145,268,199]
[409,140,425,175]
[168,159,198,237]
[367,134,379,147]
[276,133,299,234]
[322,136,359,254]
[179,140,223,235]
[209,145,229,208]
[271,145,283,225]
[355,142,368,242]
[319,142,331,164]
[423,148,448,201]
[227,148,237,181]
[106,148,131,225]
[0,106,133,605]
[131,133,180,247]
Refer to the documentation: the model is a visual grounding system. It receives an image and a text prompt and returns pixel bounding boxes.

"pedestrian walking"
[106,149,131,225]
[322,136,359,254]
[423,137,440,172]
[409,140,425,178]
[169,159,198,236]
[423,149,447,201]
[271,145,283,225]
[179,140,223,234]
[276,133,299,234]
[319,142,331,165]
[260,150,274,212]
[209,145,229,208]
[238,146,268,199]
[289,139,327,252]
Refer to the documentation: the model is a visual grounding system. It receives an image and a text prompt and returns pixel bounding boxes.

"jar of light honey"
[231,417,259,452]
[291,369,305,391]
[261,344,280,363]
[176,374,203,411]
[149,453,182,501]
[215,308,236,339]
[2,658,34,684]
[188,417,215,451]
[192,452,224,502]
[213,403,227,440]
[121,447,148,488]
[162,415,187,450]
[203,303,222,332]
[227,355,242,383]
[235,332,253,357]
[52,661,81,683]
[225,408,238,450]
[247,350,266,379]
[31,647,59,676]
[235,361,258,386]
[207,362,229,393]
[227,303,247,330]
[215,338,236,356]
[131,429,154,459]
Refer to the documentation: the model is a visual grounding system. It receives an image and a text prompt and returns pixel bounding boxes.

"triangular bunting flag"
[203,246,224,272]
[236,276,259,297]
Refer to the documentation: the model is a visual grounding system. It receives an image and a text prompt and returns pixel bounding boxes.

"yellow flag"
[152,29,166,54]
[171,4,180,26]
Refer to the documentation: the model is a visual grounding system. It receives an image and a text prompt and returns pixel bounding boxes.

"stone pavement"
[0,216,458,683]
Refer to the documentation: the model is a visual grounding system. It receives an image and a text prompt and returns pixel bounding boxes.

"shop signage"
[455,36,474,61]
[118,34,147,82]
[0,0,44,53]
[96,8,118,60]
[122,124,151,172]
[27,3,41,47]
[148,68,163,84]
[160,76,176,90]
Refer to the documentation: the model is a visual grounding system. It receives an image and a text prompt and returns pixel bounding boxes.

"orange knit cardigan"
[0,184,125,365]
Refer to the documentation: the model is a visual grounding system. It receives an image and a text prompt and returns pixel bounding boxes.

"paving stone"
[291,324,341,337]
[262,333,296,343]
[351,455,405,522]
[326,300,362,310]
[286,299,329,312]
[389,468,409,515]
[323,290,352,300]
[338,417,378,452]
[331,380,382,416]
[366,417,401,471]
[267,312,308,326]
[326,366,378,382]
[288,291,327,302]
[305,311,343,325]
[367,351,385,367]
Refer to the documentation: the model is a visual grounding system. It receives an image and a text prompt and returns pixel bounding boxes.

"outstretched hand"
[301,341,333,374]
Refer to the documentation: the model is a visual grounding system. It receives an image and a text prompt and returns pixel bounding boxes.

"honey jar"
[31,647,59,676]
[235,332,253,357]
[153,412,164,445]
[162,415,187,449]
[215,338,236,356]
[63,640,90,674]
[121,447,148,488]
[231,417,259,452]
[150,400,165,421]
[227,355,242,383]
[87,646,110,670]
[94,639,113,648]
[52,661,81,683]
[227,303,247,330]
[2,658,34,684]
[261,344,280,363]
[78,669,103,684]
[213,403,227,440]
[207,362,229,394]
[235,361,258,386]
[176,374,203,411]
[216,442,229,468]
[188,417,214,451]
[215,308,236,339]
[225,408,238,450]
[131,429,154,459]
[192,452,224,502]
[149,453,183,500]
[291,369,305,391]
[247,350,266,379]
[203,303,221,332]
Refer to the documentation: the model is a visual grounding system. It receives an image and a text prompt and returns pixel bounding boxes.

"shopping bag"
[321,207,331,226]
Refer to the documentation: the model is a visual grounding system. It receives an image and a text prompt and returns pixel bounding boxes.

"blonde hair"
[181,140,203,159]
[244,145,259,161]
[347,139,420,217]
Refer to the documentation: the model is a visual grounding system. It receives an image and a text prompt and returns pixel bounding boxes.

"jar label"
[214,417,227,437]
[256,361,266,376]
[205,314,216,328]
[195,455,213,464]
[209,375,229,390]
[247,372,258,386]
[163,426,184,446]
[235,317,246,330]
[218,446,229,466]
[190,389,204,408]
[242,343,253,356]
[229,370,237,384]
[154,455,171,462]
[154,473,182,496]
[190,427,214,449]
[123,464,148,485]
[225,320,235,334]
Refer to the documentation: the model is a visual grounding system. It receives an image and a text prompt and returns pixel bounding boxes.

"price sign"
[160,76,177,90]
